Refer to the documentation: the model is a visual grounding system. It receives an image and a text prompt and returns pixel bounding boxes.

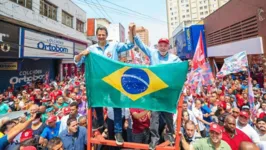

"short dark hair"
[184,120,195,129]
[96,26,108,36]
[70,101,78,109]
[67,117,77,126]
[0,120,15,133]
[47,137,62,150]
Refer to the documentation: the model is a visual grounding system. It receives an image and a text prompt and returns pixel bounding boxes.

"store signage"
[0,21,19,58]
[185,28,192,51]
[0,62,17,70]
[21,29,74,59]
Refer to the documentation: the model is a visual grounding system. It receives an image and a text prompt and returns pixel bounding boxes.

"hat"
[21,146,37,150]
[46,107,54,113]
[76,95,82,100]
[218,101,226,110]
[241,105,250,110]
[47,115,57,123]
[240,111,250,118]
[209,123,222,134]
[20,129,33,142]
[63,107,71,115]
[158,38,169,44]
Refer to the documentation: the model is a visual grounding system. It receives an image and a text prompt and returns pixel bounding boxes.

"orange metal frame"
[87,96,184,150]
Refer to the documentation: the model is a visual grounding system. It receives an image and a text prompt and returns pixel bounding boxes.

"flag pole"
[87,108,92,150]
[175,94,184,150]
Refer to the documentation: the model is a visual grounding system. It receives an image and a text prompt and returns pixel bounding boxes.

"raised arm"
[116,24,135,53]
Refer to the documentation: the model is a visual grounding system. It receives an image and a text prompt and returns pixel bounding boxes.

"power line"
[82,0,101,18]
[102,0,167,24]
[76,0,167,25]
[94,0,114,22]
[88,0,110,21]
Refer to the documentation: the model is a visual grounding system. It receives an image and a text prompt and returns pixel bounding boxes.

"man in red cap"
[131,23,182,149]
[39,115,60,146]
[188,123,231,149]
[236,111,260,144]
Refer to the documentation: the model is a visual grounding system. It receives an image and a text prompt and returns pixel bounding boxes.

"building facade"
[136,26,149,46]
[107,23,125,43]
[0,0,90,92]
[87,18,111,42]
[166,0,229,38]
[203,0,266,74]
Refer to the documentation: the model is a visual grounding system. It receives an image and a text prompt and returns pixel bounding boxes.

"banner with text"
[21,29,74,59]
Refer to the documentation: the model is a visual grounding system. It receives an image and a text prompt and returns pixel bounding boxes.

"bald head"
[225,115,235,122]
[239,142,259,150]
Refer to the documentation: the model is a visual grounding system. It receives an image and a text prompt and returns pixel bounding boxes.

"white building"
[166,0,229,38]
[0,0,91,90]
[107,23,125,43]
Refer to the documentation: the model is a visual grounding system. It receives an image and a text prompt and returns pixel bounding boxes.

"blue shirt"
[74,41,134,67]
[0,135,8,150]
[201,104,212,123]
[134,36,182,65]
[59,126,87,150]
[41,122,61,140]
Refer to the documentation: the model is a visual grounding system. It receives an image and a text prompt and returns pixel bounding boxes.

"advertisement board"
[0,62,18,70]
[21,29,74,59]
[0,59,55,92]
[74,43,87,55]
[175,31,187,59]
[0,21,20,58]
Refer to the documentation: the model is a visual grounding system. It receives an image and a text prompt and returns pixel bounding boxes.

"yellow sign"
[0,62,18,70]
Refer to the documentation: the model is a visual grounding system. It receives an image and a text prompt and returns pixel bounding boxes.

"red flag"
[192,32,206,70]
[130,50,135,62]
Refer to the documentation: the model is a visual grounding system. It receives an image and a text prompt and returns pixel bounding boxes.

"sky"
[73,0,168,46]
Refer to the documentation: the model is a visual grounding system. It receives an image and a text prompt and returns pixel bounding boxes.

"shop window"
[76,19,84,33]
[40,0,57,21]
[9,0,32,9]
[62,11,73,28]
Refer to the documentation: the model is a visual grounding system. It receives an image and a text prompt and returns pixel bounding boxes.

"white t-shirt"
[236,122,260,144]
[192,107,205,131]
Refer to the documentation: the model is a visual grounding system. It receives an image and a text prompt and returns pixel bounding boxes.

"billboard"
[87,18,95,36]
[0,21,20,58]
[0,59,55,92]
[21,29,74,59]
[174,25,206,60]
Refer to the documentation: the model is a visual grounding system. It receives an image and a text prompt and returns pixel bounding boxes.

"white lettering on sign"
[9,74,45,84]
[0,33,9,42]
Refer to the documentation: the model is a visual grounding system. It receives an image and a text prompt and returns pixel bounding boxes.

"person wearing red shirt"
[130,108,150,144]
[222,115,252,150]
[49,89,62,103]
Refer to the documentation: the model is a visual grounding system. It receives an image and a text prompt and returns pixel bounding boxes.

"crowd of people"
[0,23,266,150]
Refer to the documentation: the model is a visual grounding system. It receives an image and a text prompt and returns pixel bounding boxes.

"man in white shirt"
[236,111,260,144]
[59,102,81,133]
[192,99,210,137]
[256,118,266,141]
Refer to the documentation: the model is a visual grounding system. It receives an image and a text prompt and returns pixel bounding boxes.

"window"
[200,6,203,10]
[186,4,189,7]
[186,9,189,12]
[40,0,57,21]
[76,19,84,33]
[62,11,73,28]
[171,17,173,20]
[175,17,177,19]
[171,23,173,25]
[170,8,172,10]
[182,15,185,18]
[204,6,207,9]
[186,14,190,17]
[205,11,209,14]
[9,0,32,9]
[200,12,204,15]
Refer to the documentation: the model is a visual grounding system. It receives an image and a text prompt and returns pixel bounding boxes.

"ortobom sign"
[20,29,74,59]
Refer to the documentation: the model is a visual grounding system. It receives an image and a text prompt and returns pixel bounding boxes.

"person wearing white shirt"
[59,102,81,134]
[192,99,210,137]
[236,111,260,144]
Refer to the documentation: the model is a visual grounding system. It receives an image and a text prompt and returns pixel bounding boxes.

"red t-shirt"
[222,128,252,150]
[49,90,63,101]
[130,108,150,134]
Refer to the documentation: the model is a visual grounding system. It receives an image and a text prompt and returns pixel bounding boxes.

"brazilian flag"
[85,52,188,113]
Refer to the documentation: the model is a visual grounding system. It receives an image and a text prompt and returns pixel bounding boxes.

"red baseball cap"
[47,115,57,123]
[158,38,169,44]
[218,101,226,110]
[76,95,82,100]
[21,146,36,150]
[209,123,222,134]
[63,107,71,115]
[240,111,250,118]
[20,129,33,142]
